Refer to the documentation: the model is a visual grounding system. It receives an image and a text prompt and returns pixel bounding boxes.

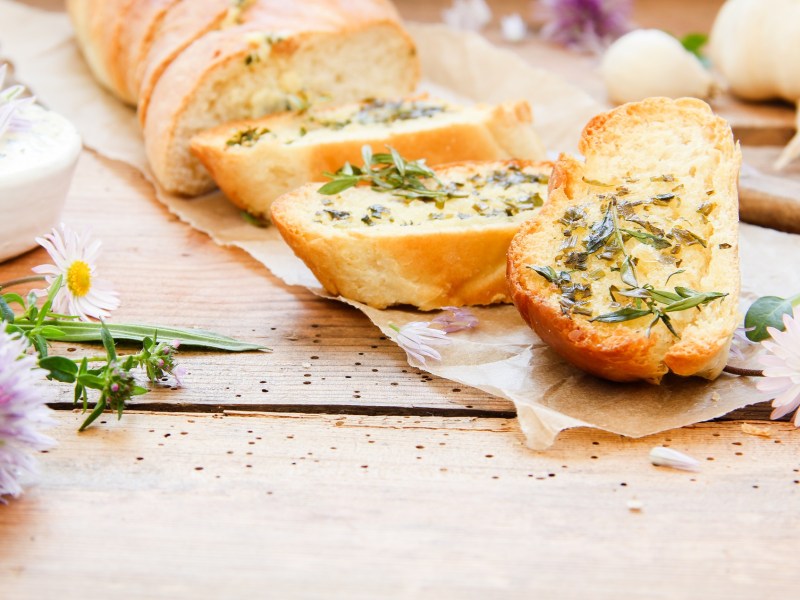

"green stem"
[0,275,46,289]
[788,292,800,307]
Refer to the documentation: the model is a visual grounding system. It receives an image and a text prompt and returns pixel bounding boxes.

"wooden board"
[1,3,797,597]
[1,412,798,599]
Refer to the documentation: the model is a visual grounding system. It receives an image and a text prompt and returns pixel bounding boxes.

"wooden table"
[1,2,798,598]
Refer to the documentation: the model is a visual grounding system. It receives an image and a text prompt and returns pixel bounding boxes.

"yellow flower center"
[66,260,92,297]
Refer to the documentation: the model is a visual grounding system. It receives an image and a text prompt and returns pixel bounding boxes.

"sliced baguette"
[507,98,741,383]
[190,97,546,218]
[144,14,418,196]
[272,159,552,310]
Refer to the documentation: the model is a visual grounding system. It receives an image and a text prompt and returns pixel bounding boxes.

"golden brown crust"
[507,97,741,384]
[272,160,553,310]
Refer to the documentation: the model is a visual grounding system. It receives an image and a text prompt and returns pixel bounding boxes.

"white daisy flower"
[756,306,800,426]
[390,321,449,366]
[32,224,120,321]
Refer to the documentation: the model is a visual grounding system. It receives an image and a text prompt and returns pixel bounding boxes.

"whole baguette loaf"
[272,159,552,310]
[66,0,420,195]
[507,97,741,383]
[190,96,546,218]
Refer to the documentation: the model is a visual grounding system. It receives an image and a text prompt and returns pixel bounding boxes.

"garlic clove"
[601,29,714,105]
[774,100,800,171]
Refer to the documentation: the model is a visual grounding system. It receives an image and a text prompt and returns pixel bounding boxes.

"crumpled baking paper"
[1,1,791,448]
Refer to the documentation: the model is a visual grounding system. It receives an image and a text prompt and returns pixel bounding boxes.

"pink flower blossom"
[430,306,479,333]
[539,0,633,53]
[756,307,800,426]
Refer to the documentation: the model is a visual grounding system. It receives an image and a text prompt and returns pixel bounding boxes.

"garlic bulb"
[601,29,714,105]
[707,0,800,170]
[709,0,800,103]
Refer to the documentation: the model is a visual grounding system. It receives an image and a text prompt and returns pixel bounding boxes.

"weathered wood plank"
[0,411,797,599]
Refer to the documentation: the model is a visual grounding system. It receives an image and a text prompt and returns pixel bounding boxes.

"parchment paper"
[2,1,791,449]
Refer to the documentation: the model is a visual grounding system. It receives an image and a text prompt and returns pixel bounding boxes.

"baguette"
[507,97,741,383]
[144,10,418,195]
[190,97,546,218]
[67,0,420,196]
[272,159,552,310]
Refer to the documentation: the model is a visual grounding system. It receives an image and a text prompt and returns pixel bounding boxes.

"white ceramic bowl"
[0,104,82,262]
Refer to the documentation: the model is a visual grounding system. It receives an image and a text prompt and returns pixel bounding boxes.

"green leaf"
[2,292,27,309]
[240,211,269,228]
[79,397,107,432]
[37,275,62,326]
[100,322,117,362]
[131,385,149,396]
[663,291,727,313]
[317,178,359,195]
[744,296,793,342]
[13,320,266,351]
[620,228,671,250]
[38,325,66,338]
[32,334,48,358]
[78,373,107,390]
[647,288,682,304]
[584,206,615,253]
[39,356,78,383]
[591,308,653,323]
[528,265,558,283]
[620,256,638,288]
[0,296,14,323]
[389,146,405,177]
[680,32,708,59]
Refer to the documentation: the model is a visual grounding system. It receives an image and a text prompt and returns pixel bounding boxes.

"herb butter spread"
[312,162,548,231]
[0,105,81,180]
[225,98,453,147]
[529,174,730,336]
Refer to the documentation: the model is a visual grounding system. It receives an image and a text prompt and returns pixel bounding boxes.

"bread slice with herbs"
[143,1,418,196]
[507,97,741,384]
[190,96,545,218]
[271,153,552,310]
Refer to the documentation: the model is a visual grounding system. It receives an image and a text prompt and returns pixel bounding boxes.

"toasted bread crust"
[507,98,741,383]
[67,0,420,195]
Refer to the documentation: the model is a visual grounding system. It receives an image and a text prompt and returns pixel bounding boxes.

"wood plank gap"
[46,401,518,419]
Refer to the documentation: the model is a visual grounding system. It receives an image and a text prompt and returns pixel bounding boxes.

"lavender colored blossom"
[431,306,479,333]
[391,322,450,365]
[0,63,35,139]
[539,0,633,53]
[0,328,54,501]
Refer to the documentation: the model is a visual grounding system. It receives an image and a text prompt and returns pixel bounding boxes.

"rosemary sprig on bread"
[507,98,741,384]
[318,145,467,203]
[272,156,552,310]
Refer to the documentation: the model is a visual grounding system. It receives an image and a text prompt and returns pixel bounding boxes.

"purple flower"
[539,0,633,53]
[0,63,35,139]
[0,328,54,501]
[390,322,449,365]
[430,306,479,333]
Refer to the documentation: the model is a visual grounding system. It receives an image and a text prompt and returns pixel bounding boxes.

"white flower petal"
[649,446,700,472]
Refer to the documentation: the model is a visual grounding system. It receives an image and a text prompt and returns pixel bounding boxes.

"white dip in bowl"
[0,103,82,262]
